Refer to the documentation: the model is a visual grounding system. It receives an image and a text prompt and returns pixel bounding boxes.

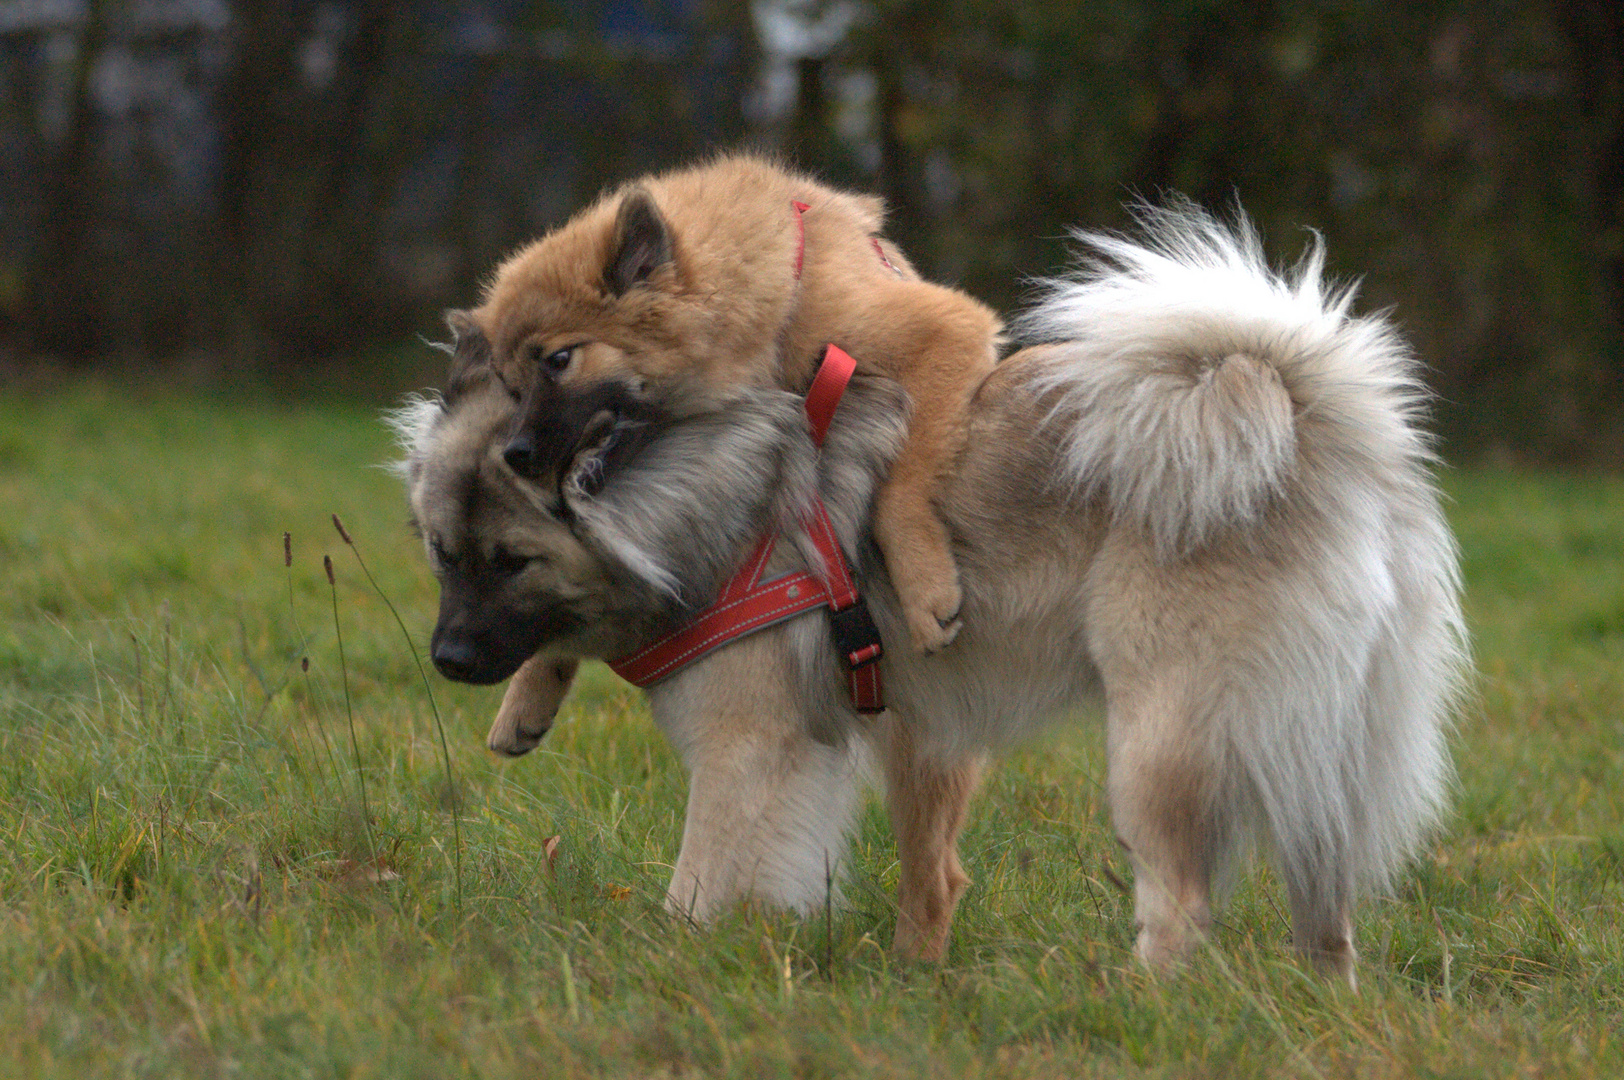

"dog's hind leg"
[881,714,986,961]
[1105,674,1224,972]
[1286,882,1358,988]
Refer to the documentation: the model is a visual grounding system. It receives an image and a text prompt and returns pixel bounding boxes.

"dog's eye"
[527,343,574,379]
[429,536,460,572]
[488,545,533,576]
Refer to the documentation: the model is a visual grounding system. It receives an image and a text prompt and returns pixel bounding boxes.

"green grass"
[1,381,1621,1077]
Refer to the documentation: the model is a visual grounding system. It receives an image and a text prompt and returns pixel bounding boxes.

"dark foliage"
[0,0,1619,459]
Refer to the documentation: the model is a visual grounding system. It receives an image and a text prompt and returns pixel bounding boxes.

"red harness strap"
[606,345,886,713]
[791,200,811,280]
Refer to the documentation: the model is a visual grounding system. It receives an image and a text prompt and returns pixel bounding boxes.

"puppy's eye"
[488,545,533,576]
[526,343,574,378]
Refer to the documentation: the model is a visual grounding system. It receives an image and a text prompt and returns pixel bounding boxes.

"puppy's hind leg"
[882,714,986,961]
[864,292,1000,656]
[873,477,964,655]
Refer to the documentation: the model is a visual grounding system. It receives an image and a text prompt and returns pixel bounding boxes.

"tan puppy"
[447,155,1001,663]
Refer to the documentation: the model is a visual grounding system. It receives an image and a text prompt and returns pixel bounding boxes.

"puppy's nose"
[503,433,540,478]
[431,638,480,683]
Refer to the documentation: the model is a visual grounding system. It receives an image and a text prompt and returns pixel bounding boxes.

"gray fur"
[396,205,1467,980]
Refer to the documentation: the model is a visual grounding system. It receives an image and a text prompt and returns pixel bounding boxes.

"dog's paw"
[909,614,963,654]
[878,513,965,653]
[487,657,578,757]
[903,584,963,654]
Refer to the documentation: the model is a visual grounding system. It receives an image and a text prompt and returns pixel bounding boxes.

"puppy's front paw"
[488,656,578,756]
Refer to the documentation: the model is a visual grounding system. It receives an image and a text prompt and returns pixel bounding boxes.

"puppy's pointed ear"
[605,188,672,296]
[443,309,494,403]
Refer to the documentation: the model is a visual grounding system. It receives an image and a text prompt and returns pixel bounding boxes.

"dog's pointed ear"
[605,188,672,296]
[443,309,494,403]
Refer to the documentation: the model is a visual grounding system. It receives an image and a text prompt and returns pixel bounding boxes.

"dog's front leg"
[881,713,986,961]
[653,635,867,924]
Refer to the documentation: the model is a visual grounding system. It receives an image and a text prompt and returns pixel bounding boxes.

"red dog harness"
[606,344,886,713]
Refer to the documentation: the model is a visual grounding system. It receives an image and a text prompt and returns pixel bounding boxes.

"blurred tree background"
[0,0,1619,460]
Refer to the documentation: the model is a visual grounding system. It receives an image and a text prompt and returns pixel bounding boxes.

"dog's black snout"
[503,433,540,478]
[431,637,481,683]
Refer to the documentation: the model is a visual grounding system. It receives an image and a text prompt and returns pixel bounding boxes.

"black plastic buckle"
[829,596,883,671]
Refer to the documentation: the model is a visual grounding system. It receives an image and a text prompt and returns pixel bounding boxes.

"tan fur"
[488,657,578,757]
[471,154,1001,652]
[881,718,986,960]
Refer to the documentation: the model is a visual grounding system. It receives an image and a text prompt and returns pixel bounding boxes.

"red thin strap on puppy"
[804,343,856,446]
[792,200,811,281]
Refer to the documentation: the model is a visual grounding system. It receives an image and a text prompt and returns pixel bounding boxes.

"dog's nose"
[503,434,540,478]
[431,638,480,683]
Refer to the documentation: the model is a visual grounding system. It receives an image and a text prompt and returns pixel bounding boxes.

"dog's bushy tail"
[1017,203,1468,912]
[1015,202,1435,560]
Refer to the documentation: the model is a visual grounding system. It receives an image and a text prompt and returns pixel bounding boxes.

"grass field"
[1,380,1621,1078]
